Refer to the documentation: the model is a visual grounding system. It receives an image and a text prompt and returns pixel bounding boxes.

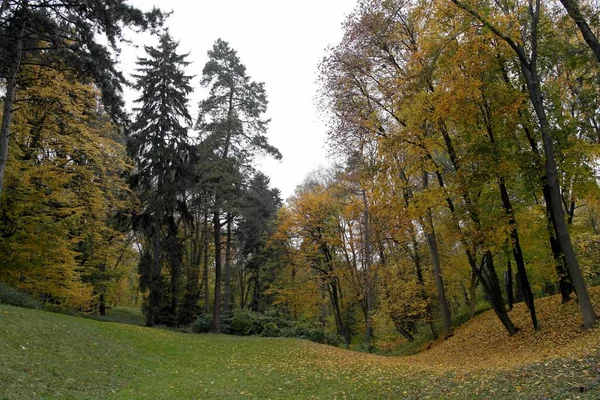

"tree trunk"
[212,210,222,332]
[469,271,478,317]
[329,279,350,347]
[481,251,518,335]
[498,178,539,330]
[146,219,162,327]
[203,209,210,313]
[99,293,106,316]
[423,171,452,336]
[224,214,232,313]
[523,62,597,329]
[505,262,514,310]
[0,18,25,204]
[393,322,414,342]
[361,189,372,348]
[558,0,600,63]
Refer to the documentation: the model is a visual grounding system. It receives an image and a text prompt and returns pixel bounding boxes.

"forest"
[1,0,600,360]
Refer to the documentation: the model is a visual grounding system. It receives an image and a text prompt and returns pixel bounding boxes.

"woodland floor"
[1,289,600,399]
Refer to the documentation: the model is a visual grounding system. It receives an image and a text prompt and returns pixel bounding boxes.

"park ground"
[1,288,600,399]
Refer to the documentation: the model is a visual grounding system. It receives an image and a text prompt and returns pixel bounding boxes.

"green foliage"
[129,32,194,327]
[0,283,41,309]
[191,313,213,333]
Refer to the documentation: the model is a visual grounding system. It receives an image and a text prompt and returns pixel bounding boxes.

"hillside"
[1,290,600,399]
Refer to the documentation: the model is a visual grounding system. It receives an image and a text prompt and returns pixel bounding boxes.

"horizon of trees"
[1,0,600,352]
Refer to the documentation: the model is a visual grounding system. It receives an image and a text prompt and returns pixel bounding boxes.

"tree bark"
[224,214,232,313]
[212,210,222,332]
[146,219,162,327]
[505,261,514,310]
[203,209,210,313]
[361,189,372,348]
[498,177,539,330]
[0,17,25,204]
[423,171,452,336]
[558,0,600,63]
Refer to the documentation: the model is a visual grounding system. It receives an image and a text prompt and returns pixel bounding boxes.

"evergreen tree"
[128,32,193,327]
[237,172,282,311]
[196,39,281,331]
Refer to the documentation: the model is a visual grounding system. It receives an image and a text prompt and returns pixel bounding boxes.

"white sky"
[122,0,358,200]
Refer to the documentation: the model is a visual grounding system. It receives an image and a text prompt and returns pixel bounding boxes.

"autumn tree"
[0,63,133,310]
[0,1,164,203]
[450,0,597,330]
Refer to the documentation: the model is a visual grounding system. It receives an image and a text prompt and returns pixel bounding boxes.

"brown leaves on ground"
[410,286,600,372]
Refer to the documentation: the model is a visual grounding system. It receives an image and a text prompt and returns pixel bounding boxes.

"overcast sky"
[122,0,357,200]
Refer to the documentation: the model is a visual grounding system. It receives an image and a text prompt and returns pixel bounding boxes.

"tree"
[0,63,132,310]
[196,39,281,332]
[558,0,600,63]
[0,0,164,203]
[128,32,193,327]
[450,0,597,330]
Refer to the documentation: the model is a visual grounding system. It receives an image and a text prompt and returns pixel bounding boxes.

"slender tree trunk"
[480,250,518,335]
[224,214,232,313]
[98,262,107,316]
[515,270,525,303]
[524,62,596,329]
[469,271,478,317]
[212,210,222,332]
[505,261,514,310]
[543,185,573,302]
[239,258,246,309]
[203,209,210,313]
[558,0,600,63]
[361,189,372,348]
[0,18,25,204]
[146,219,162,327]
[423,171,452,336]
[329,279,350,347]
[393,322,414,342]
[498,178,539,330]
[168,216,180,325]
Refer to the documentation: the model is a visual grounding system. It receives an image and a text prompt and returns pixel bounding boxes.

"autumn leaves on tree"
[0,0,599,352]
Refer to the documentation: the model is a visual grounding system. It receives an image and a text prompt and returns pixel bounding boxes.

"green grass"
[85,306,146,326]
[1,304,599,399]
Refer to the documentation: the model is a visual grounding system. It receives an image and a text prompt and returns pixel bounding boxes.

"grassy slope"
[1,290,600,399]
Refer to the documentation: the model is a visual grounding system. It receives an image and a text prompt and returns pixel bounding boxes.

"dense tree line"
[1,0,599,351]
[268,0,600,349]
[0,2,282,330]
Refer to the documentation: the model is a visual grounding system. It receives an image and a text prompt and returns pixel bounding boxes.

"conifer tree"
[129,32,193,327]
[196,39,281,332]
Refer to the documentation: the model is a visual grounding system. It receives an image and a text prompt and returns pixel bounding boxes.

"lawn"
[1,292,600,399]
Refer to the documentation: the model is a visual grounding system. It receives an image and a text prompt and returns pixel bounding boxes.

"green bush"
[260,321,281,337]
[230,308,268,335]
[191,313,212,333]
[190,308,341,346]
[0,283,41,309]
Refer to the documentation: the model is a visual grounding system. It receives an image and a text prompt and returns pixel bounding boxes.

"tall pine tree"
[129,32,193,327]
[196,39,281,331]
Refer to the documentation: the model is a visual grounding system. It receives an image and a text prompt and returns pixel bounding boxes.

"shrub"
[230,308,267,335]
[191,313,212,333]
[260,321,281,337]
[0,283,41,309]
